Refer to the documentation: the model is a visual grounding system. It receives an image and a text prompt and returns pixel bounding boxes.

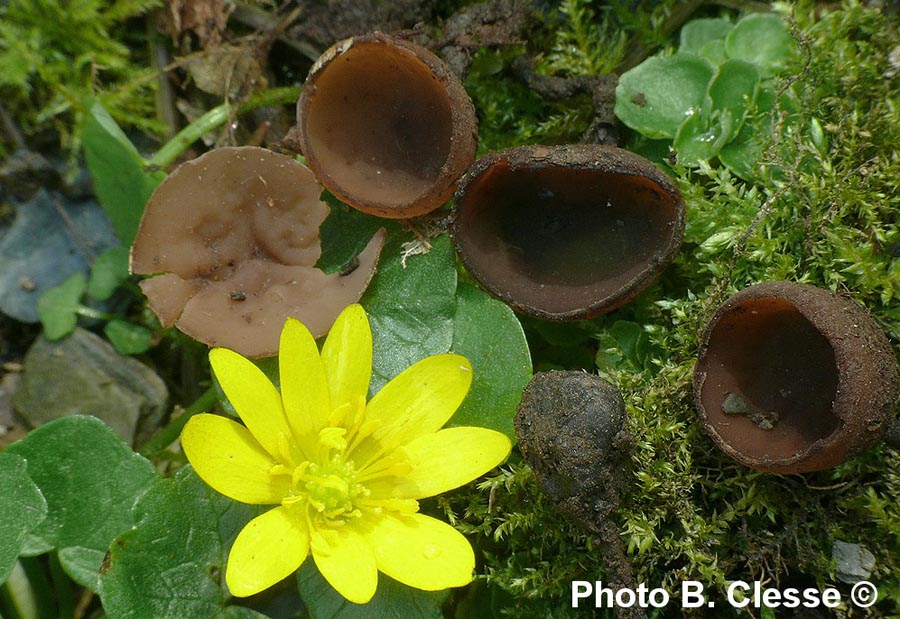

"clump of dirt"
[515,371,628,514]
[515,371,644,619]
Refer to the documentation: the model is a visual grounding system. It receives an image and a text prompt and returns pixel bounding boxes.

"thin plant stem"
[148,86,301,169]
[138,385,219,457]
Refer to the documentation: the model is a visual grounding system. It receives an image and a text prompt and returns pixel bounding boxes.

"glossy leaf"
[615,53,714,139]
[362,233,458,394]
[88,246,130,301]
[448,283,531,440]
[81,98,165,245]
[315,190,391,275]
[4,416,158,591]
[99,466,264,619]
[104,319,153,355]
[0,454,47,587]
[36,271,86,340]
[725,13,795,76]
[679,17,733,54]
[297,559,447,619]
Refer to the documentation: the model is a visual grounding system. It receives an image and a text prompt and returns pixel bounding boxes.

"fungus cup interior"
[698,297,841,460]
[302,40,454,209]
[130,146,384,358]
[454,155,681,318]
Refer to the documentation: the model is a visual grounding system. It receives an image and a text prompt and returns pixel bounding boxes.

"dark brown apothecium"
[451,145,685,321]
[694,281,900,474]
[295,32,478,219]
[130,146,385,358]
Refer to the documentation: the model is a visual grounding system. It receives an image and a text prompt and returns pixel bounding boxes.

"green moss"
[0,0,163,153]
[449,3,900,616]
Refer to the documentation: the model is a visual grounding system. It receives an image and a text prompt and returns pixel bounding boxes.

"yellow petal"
[311,522,378,604]
[210,347,294,463]
[368,427,511,499]
[367,513,474,591]
[182,414,289,504]
[279,318,330,440]
[321,304,372,412]
[226,506,309,597]
[365,354,472,447]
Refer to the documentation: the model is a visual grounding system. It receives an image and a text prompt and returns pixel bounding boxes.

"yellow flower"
[181,304,512,603]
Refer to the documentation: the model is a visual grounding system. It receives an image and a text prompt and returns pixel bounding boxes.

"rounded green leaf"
[725,13,795,76]
[448,283,531,440]
[615,53,715,139]
[88,246,130,301]
[674,112,728,165]
[362,233,458,394]
[680,17,733,54]
[99,466,264,619]
[0,454,47,586]
[36,272,86,340]
[4,416,158,591]
[707,58,760,141]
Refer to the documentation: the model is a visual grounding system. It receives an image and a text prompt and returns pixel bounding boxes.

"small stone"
[749,410,779,430]
[832,540,875,584]
[722,392,749,415]
[12,328,168,445]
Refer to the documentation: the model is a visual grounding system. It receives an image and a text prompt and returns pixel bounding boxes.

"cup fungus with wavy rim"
[451,145,685,321]
[694,281,900,474]
[130,146,385,358]
[295,32,478,218]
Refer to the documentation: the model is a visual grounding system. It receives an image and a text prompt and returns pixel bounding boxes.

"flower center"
[292,458,369,520]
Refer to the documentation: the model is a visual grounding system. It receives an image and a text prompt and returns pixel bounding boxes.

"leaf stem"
[138,385,219,458]
[74,305,115,321]
[148,86,302,169]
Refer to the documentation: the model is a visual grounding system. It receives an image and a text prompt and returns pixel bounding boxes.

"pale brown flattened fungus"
[130,146,385,358]
[295,32,478,218]
[693,281,900,474]
[451,144,685,321]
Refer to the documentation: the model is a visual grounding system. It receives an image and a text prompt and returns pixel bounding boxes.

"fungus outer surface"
[694,281,900,473]
[451,145,685,320]
[130,146,384,357]
[297,32,478,218]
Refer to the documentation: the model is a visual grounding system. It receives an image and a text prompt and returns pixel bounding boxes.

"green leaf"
[679,17,733,54]
[615,53,715,139]
[104,319,153,355]
[99,467,264,619]
[706,58,759,141]
[363,233,458,394]
[36,272,87,340]
[0,454,48,587]
[4,416,158,591]
[88,246,130,301]
[673,112,727,165]
[725,13,795,76]
[297,559,447,619]
[448,283,531,440]
[81,98,166,245]
[315,191,391,275]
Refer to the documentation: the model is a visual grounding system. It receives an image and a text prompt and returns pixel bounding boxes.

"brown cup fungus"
[451,145,685,321]
[130,146,385,358]
[694,281,900,473]
[295,32,478,218]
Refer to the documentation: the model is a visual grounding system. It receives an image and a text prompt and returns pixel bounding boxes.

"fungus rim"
[295,31,478,219]
[693,281,900,473]
[450,144,686,321]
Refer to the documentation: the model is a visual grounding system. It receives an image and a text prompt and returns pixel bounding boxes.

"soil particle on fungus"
[516,371,645,619]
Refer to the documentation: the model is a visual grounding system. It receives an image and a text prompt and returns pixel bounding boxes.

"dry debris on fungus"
[451,144,684,321]
[294,32,478,218]
[130,146,384,358]
[694,281,900,474]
